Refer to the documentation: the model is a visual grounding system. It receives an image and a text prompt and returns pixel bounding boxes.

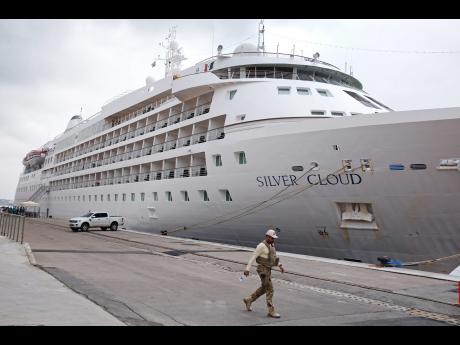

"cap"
[265,229,278,238]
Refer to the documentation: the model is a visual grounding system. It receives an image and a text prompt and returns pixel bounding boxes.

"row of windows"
[212,65,361,90]
[213,152,246,166]
[228,86,391,113]
[51,189,233,203]
[274,86,392,111]
[276,87,332,97]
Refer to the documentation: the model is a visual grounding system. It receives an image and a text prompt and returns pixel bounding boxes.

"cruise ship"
[14,24,460,272]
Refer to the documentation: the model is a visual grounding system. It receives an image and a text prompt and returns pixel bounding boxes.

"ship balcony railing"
[52,126,223,176]
[165,141,177,151]
[191,166,207,177]
[192,134,207,145]
[56,101,212,164]
[50,165,207,191]
[158,120,168,129]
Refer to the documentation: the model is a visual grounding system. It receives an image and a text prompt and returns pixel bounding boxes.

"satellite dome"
[65,114,83,132]
[233,43,260,56]
[146,76,155,86]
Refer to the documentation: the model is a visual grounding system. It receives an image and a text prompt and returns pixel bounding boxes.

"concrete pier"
[2,217,459,326]
[0,236,124,325]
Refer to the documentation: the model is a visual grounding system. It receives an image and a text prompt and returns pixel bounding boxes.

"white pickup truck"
[69,212,124,232]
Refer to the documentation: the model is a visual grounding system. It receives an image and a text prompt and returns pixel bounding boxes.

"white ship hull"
[39,108,460,271]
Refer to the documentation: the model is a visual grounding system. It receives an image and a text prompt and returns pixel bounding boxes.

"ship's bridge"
[186,43,362,91]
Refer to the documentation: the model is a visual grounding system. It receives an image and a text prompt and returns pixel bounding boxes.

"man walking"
[243,229,285,318]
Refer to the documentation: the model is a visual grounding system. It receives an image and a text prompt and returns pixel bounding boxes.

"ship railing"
[49,164,208,191]
[194,51,339,69]
[55,102,212,164]
[51,127,223,177]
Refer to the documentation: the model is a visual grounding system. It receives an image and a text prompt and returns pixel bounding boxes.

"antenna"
[151,27,187,78]
[257,19,265,52]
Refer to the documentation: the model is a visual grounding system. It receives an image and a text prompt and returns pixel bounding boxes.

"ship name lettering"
[306,173,362,186]
[258,173,362,187]
[256,175,299,187]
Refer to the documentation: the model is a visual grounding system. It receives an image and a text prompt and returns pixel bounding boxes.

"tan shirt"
[245,242,280,271]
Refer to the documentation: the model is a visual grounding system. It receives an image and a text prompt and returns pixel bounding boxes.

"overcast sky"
[1,19,460,200]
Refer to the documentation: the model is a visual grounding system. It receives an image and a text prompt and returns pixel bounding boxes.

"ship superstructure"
[14,25,460,272]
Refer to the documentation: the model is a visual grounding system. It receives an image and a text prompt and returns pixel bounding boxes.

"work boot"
[243,297,252,311]
[267,306,280,318]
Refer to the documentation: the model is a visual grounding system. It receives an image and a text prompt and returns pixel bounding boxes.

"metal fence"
[0,213,25,244]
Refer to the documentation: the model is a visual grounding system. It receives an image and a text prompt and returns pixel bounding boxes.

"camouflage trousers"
[247,265,274,308]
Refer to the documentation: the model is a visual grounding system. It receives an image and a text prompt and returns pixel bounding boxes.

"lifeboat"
[22,148,47,167]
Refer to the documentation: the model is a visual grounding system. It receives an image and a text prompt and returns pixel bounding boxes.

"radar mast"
[152,27,187,78]
[257,19,265,52]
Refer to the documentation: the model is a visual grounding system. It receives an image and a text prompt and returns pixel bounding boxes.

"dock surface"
[3,217,460,326]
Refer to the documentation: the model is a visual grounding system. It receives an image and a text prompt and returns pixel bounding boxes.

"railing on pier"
[0,213,25,244]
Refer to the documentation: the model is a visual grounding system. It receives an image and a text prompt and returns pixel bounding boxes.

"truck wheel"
[110,222,118,231]
[81,223,89,232]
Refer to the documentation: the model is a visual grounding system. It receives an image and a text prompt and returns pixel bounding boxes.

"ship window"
[101,194,103,202]
[331,111,345,117]
[311,110,325,116]
[166,191,173,201]
[229,89,237,100]
[364,95,393,111]
[141,192,145,201]
[410,163,427,170]
[219,189,232,201]
[236,151,247,164]
[199,190,210,201]
[181,191,190,201]
[214,154,222,167]
[83,195,85,202]
[316,89,332,97]
[114,194,118,202]
[277,87,291,95]
[296,87,311,95]
[292,165,304,171]
[122,193,126,202]
[94,195,97,202]
[107,194,111,202]
[344,90,380,109]
[131,193,135,201]
[153,192,158,201]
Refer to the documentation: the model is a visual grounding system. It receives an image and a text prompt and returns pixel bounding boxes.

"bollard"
[16,216,20,242]
[13,216,18,242]
[6,215,11,238]
[20,216,25,244]
[12,216,16,241]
